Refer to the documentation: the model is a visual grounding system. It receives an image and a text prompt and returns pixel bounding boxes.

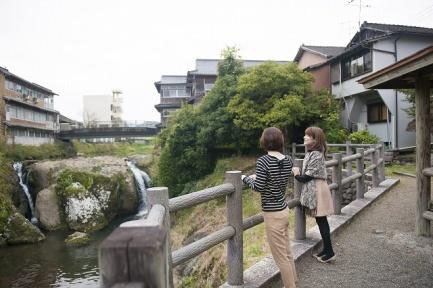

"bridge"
[56,121,160,140]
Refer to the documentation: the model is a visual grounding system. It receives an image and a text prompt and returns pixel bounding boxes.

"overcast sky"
[1,0,433,122]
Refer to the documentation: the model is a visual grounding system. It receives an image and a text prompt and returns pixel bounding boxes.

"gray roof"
[154,75,187,92]
[294,45,345,62]
[189,59,289,76]
[330,22,433,63]
[158,75,187,84]
[361,22,433,35]
[0,66,56,95]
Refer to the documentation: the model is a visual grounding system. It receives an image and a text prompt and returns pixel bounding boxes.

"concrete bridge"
[56,121,159,140]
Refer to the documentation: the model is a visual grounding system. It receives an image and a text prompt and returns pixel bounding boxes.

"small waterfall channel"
[13,162,38,225]
[126,161,152,217]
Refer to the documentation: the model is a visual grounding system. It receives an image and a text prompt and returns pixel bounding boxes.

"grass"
[72,138,155,157]
[385,163,416,176]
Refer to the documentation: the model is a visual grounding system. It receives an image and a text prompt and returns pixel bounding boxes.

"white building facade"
[330,22,433,149]
[83,90,123,127]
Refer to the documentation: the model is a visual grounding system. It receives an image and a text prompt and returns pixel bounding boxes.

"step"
[422,210,433,221]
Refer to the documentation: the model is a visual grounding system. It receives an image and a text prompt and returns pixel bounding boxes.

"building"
[154,59,288,127]
[0,66,59,145]
[154,75,188,127]
[186,59,289,104]
[329,22,433,149]
[293,45,345,90]
[83,90,123,127]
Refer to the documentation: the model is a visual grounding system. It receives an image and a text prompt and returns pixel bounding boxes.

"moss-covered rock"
[0,155,17,238]
[5,212,45,244]
[65,231,90,246]
[63,182,108,233]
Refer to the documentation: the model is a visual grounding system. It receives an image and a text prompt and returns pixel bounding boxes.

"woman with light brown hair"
[292,126,335,263]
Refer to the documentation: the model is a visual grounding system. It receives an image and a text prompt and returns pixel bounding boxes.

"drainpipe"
[393,36,400,149]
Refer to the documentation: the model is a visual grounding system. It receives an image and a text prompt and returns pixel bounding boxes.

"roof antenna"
[347,0,371,30]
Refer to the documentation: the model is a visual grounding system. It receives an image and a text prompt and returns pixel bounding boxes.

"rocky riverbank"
[0,155,151,247]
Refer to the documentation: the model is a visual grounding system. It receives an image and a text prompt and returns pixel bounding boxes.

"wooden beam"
[415,76,431,237]
[362,53,433,89]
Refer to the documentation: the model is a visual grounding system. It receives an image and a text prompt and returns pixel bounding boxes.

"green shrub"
[0,141,76,161]
[348,130,380,144]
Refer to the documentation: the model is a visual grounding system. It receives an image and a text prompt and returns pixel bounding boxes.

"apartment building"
[154,59,288,127]
[0,66,59,145]
[82,90,123,127]
[154,75,188,127]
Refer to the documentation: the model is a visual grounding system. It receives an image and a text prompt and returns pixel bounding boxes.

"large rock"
[29,156,138,215]
[35,184,64,231]
[64,182,108,233]
[5,213,45,244]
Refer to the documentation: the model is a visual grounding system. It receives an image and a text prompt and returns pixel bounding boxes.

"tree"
[228,62,312,147]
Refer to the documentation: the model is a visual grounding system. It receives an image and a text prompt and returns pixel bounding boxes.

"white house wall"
[332,34,433,148]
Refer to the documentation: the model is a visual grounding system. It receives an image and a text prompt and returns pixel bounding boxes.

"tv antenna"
[347,0,371,29]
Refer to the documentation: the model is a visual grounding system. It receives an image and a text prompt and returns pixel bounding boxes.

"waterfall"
[13,162,38,225]
[127,161,152,217]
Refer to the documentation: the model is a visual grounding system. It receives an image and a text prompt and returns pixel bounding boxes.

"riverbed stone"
[65,231,90,246]
[35,184,64,231]
[5,212,45,244]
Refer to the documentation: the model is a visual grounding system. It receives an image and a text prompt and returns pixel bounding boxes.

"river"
[0,160,150,288]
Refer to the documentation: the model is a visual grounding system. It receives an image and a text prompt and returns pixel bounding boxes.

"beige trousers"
[263,208,297,288]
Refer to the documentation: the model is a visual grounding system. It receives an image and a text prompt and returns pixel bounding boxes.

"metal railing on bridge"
[57,120,160,140]
[98,143,386,287]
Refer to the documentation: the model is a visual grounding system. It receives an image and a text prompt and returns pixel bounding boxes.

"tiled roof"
[0,65,56,95]
[362,22,433,35]
[189,59,289,76]
[294,45,345,62]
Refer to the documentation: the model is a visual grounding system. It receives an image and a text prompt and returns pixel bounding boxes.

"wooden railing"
[99,143,386,288]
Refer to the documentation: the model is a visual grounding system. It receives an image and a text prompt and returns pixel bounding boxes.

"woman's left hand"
[292,167,300,176]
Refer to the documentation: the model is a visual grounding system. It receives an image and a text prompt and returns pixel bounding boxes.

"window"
[367,102,388,123]
[341,50,372,80]
[162,89,188,97]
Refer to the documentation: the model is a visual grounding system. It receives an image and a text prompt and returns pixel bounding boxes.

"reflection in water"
[0,216,132,288]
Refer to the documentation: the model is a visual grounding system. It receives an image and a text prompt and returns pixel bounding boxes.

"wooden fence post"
[99,223,167,288]
[378,142,385,182]
[372,147,380,188]
[225,171,243,286]
[346,140,352,176]
[147,187,172,288]
[415,76,431,237]
[356,148,365,199]
[332,153,343,215]
[294,159,306,240]
[292,143,297,159]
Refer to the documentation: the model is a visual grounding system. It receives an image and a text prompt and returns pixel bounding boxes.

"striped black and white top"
[243,154,293,212]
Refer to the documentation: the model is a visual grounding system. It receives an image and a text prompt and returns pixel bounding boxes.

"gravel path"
[295,176,433,288]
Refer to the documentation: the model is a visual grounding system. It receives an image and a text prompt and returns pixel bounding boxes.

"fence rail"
[99,143,386,287]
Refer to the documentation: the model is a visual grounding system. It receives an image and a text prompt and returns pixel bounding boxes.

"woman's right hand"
[292,167,300,176]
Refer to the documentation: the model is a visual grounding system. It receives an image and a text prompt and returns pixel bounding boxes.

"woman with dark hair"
[242,127,297,288]
[292,126,335,263]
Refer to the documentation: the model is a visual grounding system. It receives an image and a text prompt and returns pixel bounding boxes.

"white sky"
[1,0,433,122]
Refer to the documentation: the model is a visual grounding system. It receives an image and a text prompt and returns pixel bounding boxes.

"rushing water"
[13,162,37,225]
[127,161,151,217]
[1,161,152,287]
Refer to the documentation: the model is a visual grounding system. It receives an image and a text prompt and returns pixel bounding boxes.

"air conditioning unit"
[357,122,367,131]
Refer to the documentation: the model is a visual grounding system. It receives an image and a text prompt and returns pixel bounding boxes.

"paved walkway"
[296,176,433,288]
